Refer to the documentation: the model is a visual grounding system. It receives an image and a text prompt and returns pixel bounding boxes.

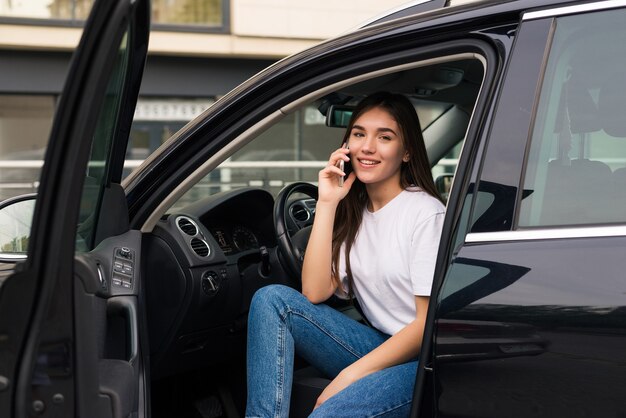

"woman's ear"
[402,152,410,162]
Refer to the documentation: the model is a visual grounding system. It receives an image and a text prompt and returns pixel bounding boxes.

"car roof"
[359,0,489,28]
[360,0,601,29]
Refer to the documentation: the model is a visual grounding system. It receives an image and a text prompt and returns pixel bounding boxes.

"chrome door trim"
[523,0,626,20]
[466,225,626,243]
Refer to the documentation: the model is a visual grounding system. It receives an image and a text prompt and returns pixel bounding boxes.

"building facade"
[0,0,423,200]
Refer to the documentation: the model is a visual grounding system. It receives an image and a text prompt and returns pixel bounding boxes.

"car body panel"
[435,237,626,417]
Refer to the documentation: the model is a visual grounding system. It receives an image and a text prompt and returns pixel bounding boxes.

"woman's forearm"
[301,201,339,303]
[343,296,429,379]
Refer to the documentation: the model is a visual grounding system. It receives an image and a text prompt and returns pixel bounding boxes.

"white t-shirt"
[337,188,445,336]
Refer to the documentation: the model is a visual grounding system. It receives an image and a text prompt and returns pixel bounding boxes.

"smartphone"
[337,142,352,187]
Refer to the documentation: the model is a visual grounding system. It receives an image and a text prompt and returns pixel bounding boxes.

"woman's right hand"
[317,147,356,205]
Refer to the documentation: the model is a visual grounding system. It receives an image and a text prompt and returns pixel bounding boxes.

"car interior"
[136,53,486,417]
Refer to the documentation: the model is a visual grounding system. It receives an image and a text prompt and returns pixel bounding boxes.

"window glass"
[169,99,474,212]
[76,30,130,251]
[170,104,338,211]
[126,97,214,177]
[167,58,484,213]
[152,0,223,27]
[0,95,55,201]
[519,9,626,227]
[0,0,225,29]
[0,0,94,20]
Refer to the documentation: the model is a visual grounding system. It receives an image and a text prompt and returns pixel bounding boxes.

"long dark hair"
[331,92,442,297]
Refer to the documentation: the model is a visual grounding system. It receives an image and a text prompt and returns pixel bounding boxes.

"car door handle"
[107,296,138,365]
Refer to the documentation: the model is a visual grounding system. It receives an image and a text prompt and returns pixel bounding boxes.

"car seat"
[599,72,626,221]
[540,77,613,225]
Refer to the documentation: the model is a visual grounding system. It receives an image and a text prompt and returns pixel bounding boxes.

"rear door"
[0,0,149,417]
[425,2,626,417]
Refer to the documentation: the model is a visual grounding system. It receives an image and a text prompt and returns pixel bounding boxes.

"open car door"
[0,0,149,417]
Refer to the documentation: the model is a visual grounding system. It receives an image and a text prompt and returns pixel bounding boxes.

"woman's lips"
[357,158,380,167]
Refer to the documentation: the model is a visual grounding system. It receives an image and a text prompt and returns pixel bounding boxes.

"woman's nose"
[361,135,376,153]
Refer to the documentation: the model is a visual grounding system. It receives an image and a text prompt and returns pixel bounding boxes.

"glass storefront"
[0,0,94,20]
[0,95,216,200]
[0,95,54,201]
[0,95,459,203]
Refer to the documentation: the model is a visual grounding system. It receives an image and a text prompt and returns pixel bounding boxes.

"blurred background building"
[0,0,448,200]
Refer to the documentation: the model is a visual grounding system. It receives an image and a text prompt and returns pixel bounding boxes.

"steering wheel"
[273,182,318,280]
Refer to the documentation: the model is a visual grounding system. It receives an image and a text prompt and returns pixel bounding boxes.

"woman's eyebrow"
[377,127,398,136]
[352,125,398,136]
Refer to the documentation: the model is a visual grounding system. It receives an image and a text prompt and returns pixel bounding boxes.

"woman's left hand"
[313,368,360,409]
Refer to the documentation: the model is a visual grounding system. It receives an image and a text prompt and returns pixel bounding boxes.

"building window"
[0,95,55,201]
[0,0,228,31]
[125,97,215,177]
[152,0,225,28]
[0,0,94,21]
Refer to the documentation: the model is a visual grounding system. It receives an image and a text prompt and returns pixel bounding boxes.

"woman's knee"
[250,284,301,315]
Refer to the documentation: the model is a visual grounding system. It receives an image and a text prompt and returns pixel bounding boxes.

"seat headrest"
[567,81,601,134]
[599,73,626,137]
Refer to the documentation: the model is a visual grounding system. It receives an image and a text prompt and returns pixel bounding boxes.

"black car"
[1,0,625,417]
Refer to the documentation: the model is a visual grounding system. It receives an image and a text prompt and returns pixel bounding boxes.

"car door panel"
[0,0,149,417]
[429,4,626,418]
[74,229,142,418]
[435,238,626,417]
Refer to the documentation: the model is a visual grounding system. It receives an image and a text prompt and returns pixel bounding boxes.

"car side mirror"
[435,174,454,202]
[0,194,36,261]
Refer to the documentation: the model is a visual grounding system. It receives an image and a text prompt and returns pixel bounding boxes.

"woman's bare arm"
[301,147,355,303]
[301,201,339,303]
[315,296,430,407]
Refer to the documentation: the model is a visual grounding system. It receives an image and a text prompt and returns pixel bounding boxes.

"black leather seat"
[290,367,331,418]
[288,302,364,417]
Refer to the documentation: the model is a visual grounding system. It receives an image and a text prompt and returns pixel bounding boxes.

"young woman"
[246,92,445,417]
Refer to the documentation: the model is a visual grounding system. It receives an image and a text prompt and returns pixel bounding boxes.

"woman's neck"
[366,181,404,212]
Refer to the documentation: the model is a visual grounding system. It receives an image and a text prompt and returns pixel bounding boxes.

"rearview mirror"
[326,105,355,128]
[0,194,36,261]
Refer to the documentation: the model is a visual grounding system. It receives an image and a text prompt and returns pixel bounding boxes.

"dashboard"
[211,225,259,255]
[143,187,296,378]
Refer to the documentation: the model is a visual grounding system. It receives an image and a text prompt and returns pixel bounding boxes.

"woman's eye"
[352,132,365,138]
[380,135,392,141]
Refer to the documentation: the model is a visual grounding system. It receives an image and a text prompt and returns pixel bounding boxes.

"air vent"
[290,203,310,222]
[190,238,210,257]
[177,216,198,236]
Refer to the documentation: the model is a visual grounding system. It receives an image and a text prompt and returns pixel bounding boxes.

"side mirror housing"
[0,193,36,261]
[435,174,454,202]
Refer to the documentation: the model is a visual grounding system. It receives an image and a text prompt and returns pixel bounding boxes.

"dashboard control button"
[201,271,220,296]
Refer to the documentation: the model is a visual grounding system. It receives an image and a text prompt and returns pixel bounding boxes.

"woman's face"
[347,106,408,189]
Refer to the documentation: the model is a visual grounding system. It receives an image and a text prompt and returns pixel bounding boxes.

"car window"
[518,9,626,227]
[76,30,130,251]
[170,97,468,212]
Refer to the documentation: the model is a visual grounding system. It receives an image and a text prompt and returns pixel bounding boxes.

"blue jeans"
[246,284,417,418]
